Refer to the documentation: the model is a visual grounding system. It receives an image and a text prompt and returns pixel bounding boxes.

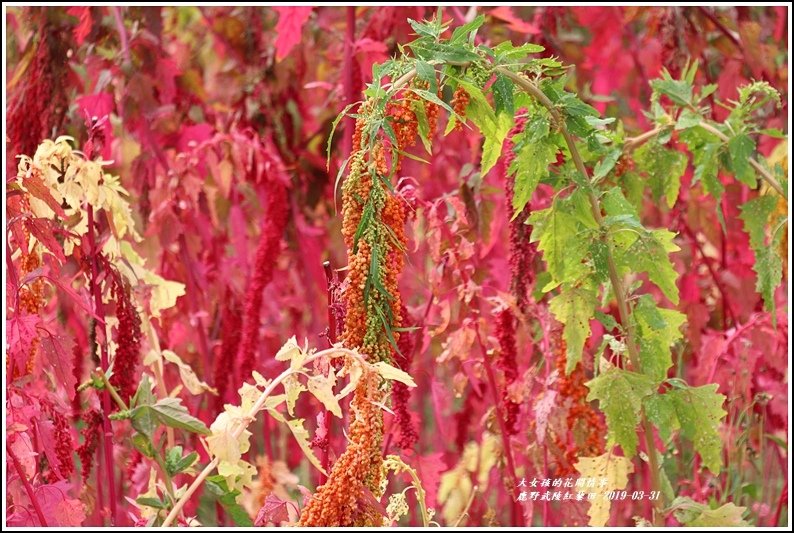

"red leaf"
[76,92,115,160]
[177,123,215,153]
[38,326,77,402]
[413,452,446,509]
[23,171,66,218]
[35,419,64,479]
[7,314,40,376]
[67,7,92,45]
[489,7,539,34]
[254,494,290,526]
[273,7,313,61]
[24,218,66,263]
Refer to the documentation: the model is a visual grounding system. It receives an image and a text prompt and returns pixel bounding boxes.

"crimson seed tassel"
[214,293,242,412]
[7,14,69,166]
[495,308,520,436]
[504,111,537,312]
[393,305,417,449]
[108,272,142,405]
[235,179,289,383]
[76,409,103,484]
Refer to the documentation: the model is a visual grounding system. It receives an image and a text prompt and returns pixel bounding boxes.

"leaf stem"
[497,66,665,526]
[95,370,129,411]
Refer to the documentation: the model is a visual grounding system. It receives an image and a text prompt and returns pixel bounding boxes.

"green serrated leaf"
[492,73,514,116]
[674,108,702,130]
[633,295,686,382]
[739,195,784,315]
[646,384,726,473]
[673,498,748,527]
[131,398,211,436]
[592,148,622,182]
[586,368,656,458]
[728,133,757,187]
[634,141,688,208]
[549,286,597,373]
[651,77,693,106]
[414,60,437,93]
[136,496,168,510]
[450,14,485,43]
[624,229,681,304]
[509,135,557,217]
[132,433,156,458]
[528,199,589,291]
[692,141,723,201]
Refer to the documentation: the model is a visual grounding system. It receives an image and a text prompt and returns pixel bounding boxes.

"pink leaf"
[255,494,290,526]
[67,7,92,45]
[38,326,77,402]
[413,452,446,509]
[533,389,557,445]
[35,419,64,479]
[24,218,66,263]
[177,124,215,153]
[7,314,40,376]
[76,92,115,159]
[489,7,539,34]
[273,7,313,61]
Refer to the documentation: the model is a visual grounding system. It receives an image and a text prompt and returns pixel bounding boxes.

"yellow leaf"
[267,409,326,476]
[371,361,417,387]
[574,451,635,527]
[162,349,217,396]
[306,367,342,418]
[335,360,363,400]
[275,336,306,370]
[281,374,306,416]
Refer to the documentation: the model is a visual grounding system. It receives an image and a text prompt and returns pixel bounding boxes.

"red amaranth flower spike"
[393,305,417,449]
[236,176,289,383]
[504,110,537,312]
[108,269,142,405]
[214,292,242,412]
[495,308,519,436]
[76,409,103,484]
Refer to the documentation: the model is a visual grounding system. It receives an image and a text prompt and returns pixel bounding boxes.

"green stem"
[497,66,666,526]
[95,370,129,412]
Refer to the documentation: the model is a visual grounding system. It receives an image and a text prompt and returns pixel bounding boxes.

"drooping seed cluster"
[16,236,45,376]
[76,409,103,483]
[393,305,417,449]
[43,402,75,483]
[235,177,289,383]
[451,86,470,130]
[298,371,386,526]
[7,15,69,165]
[495,308,520,436]
[550,330,605,477]
[301,89,412,524]
[505,111,537,312]
[108,270,142,405]
[213,292,242,412]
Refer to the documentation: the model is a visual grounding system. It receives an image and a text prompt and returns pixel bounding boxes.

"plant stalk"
[86,204,118,525]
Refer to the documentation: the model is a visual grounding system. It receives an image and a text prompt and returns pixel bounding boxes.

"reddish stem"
[7,442,48,526]
[87,205,117,525]
[318,261,338,485]
[475,324,523,526]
